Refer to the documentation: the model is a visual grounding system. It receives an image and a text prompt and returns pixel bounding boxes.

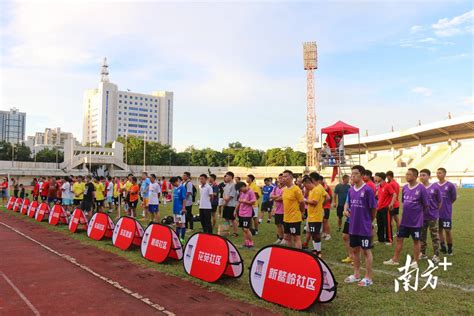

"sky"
[0,0,473,151]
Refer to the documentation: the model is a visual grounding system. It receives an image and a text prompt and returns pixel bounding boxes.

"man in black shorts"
[81,175,95,219]
[222,171,238,237]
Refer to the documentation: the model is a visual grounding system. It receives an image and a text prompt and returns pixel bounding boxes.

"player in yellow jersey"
[281,170,305,248]
[303,176,327,256]
[72,176,85,207]
[93,176,105,213]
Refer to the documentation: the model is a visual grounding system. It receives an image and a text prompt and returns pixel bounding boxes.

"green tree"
[35,148,64,163]
[0,141,32,161]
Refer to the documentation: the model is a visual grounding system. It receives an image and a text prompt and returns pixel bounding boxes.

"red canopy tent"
[321,120,359,135]
[321,121,360,182]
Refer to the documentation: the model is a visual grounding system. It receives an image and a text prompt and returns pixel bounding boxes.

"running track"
[0,211,276,315]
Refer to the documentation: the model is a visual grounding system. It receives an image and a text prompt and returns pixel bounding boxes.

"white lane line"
[0,271,41,316]
[0,222,175,315]
[326,259,474,292]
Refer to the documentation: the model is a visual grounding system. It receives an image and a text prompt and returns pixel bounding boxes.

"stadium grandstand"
[316,114,474,187]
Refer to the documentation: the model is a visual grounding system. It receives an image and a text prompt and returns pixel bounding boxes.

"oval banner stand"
[317,257,338,303]
[183,233,243,283]
[13,198,23,212]
[69,208,88,233]
[249,245,323,310]
[87,212,115,241]
[35,203,50,222]
[20,198,30,215]
[223,240,244,278]
[112,216,145,250]
[6,197,16,210]
[141,223,183,263]
[28,201,39,218]
[168,227,183,260]
[48,205,68,226]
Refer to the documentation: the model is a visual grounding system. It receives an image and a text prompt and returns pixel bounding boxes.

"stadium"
[1,114,473,315]
[316,114,474,186]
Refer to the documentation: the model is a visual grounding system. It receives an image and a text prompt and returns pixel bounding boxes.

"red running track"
[0,211,277,315]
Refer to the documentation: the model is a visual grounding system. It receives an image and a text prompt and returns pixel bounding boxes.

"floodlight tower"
[303,42,318,167]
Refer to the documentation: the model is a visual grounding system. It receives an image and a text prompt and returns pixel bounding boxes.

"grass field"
[2,189,473,315]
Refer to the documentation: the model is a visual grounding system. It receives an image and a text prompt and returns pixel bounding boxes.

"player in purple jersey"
[384,168,429,268]
[419,169,442,263]
[343,165,377,287]
[436,168,457,255]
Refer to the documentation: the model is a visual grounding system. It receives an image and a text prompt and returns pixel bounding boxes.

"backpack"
[161,215,173,225]
[192,184,197,202]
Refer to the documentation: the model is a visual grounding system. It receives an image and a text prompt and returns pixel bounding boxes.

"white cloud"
[401,10,473,50]
[411,87,432,97]
[0,1,470,150]
[432,10,474,37]
[410,25,424,33]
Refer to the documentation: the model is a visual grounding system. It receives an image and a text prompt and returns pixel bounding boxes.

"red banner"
[28,201,39,218]
[87,213,115,241]
[183,233,243,283]
[141,223,183,263]
[112,217,144,250]
[317,257,338,303]
[6,197,16,210]
[48,205,68,226]
[249,245,323,310]
[13,198,23,212]
[35,203,50,222]
[68,208,88,233]
[20,198,30,215]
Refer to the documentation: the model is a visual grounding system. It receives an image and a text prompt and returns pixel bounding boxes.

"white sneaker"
[280,239,287,246]
[385,242,392,246]
[383,258,400,265]
[321,233,327,238]
[273,239,282,245]
[258,219,262,224]
[432,255,440,264]
[324,234,331,241]
[344,274,361,283]
[420,254,428,260]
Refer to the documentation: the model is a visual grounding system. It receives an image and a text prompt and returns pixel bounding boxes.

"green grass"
[2,189,474,315]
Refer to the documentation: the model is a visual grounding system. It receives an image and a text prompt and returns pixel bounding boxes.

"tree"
[0,141,32,161]
[15,144,32,161]
[111,136,305,166]
[35,148,64,163]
